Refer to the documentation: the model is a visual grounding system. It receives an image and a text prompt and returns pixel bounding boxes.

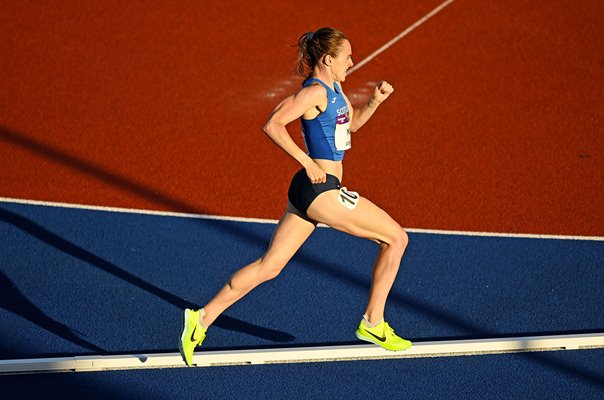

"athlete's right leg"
[306,191,408,325]
[202,210,316,327]
[306,192,411,351]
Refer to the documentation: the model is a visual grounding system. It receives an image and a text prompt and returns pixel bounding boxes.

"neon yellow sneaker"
[355,320,412,351]
[179,308,207,366]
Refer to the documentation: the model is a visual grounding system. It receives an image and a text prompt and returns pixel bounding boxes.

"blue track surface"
[0,201,603,398]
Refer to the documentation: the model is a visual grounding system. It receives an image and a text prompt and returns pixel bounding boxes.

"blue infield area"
[0,200,603,399]
[0,200,602,359]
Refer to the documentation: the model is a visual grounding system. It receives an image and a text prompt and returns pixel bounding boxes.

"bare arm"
[347,81,395,133]
[262,84,328,183]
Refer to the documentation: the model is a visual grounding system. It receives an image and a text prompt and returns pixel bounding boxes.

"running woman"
[180,27,411,366]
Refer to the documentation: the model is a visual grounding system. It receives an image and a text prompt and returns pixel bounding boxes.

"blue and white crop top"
[301,78,351,161]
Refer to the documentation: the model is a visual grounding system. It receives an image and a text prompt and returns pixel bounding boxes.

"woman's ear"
[323,54,332,66]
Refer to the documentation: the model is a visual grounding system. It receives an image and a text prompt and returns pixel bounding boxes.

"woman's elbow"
[263,119,284,138]
[262,119,271,135]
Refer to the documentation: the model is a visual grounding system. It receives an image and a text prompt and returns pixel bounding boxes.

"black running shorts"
[287,168,340,216]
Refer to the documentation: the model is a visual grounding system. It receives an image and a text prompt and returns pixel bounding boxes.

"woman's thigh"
[306,190,404,245]
[262,210,317,266]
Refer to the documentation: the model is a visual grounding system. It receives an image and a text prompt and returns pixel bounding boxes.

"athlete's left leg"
[180,210,316,366]
[202,210,316,327]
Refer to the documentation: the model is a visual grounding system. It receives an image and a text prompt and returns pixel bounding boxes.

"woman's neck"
[311,68,335,89]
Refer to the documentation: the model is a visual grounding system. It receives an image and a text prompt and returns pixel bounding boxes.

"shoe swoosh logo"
[366,330,387,342]
[190,326,197,342]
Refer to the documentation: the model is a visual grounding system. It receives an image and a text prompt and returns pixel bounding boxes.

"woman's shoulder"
[297,80,328,99]
[303,77,333,91]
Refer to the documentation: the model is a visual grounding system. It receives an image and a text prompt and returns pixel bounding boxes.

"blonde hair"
[295,27,348,78]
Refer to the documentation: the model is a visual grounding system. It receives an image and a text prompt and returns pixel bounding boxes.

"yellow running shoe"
[179,308,207,366]
[355,320,412,351]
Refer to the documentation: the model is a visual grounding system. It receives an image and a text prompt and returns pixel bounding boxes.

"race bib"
[335,112,351,151]
[338,187,360,210]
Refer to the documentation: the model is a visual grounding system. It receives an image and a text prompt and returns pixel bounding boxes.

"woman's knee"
[258,256,286,282]
[386,226,409,252]
[226,257,285,291]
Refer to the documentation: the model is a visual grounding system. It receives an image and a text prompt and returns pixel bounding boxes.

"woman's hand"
[349,80,395,132]
[370,81,394,106]
[302,158,327,184]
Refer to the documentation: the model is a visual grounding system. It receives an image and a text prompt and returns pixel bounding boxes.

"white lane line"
[0,196,279,225]
[405,228,604,242]
[348,0,456,75]
[0,332,602,374]
[1,196,603,241]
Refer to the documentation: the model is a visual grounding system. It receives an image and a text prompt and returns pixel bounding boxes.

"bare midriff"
[314,159,343,182]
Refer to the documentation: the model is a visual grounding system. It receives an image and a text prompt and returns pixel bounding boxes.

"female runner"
[180,27,411,366]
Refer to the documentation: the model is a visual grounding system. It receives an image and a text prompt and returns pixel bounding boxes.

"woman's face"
[330,39,353,82]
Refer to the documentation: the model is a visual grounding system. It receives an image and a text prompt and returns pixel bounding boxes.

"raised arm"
[347,81,395,133]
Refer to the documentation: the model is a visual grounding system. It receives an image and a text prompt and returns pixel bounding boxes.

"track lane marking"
[1,196,603,241]
[348,0,456,75]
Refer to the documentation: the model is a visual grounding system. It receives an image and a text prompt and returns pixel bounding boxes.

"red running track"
[1,0,602,236]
